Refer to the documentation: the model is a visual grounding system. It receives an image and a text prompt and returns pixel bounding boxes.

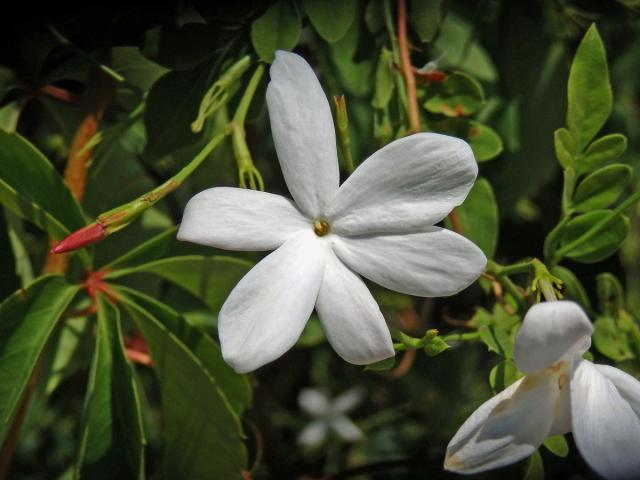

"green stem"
[441,332,480,342]
[48,25,127,86]
[231,64,264,125]
[544,214,571,263]
[553,188,640,263]
[228,65,265,190]
[488,259,534,276]
[382,0,408,110]
[98,131,227,232]
[561,167,576,216]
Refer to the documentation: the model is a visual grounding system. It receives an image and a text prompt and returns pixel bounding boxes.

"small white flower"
[297,387,365,447]
[444,300,640,479]
[178,50,486,373]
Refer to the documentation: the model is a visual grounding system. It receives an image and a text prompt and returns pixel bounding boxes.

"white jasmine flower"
[297,387,365,446]
[178,50,486,373]
[444,300,640,479]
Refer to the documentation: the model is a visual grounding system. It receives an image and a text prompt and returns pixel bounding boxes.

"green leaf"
[424,72,485,117]
[543,435,569,458]
[572,164,632,212]
[451,177,498,258]
[479,325,514,358]
[423,336,449,357]
[410,0,442,43]
[156,24,224,71]
[0,130,86,239]
[489,359,522,393]
[76,297,145,480]
[596,272,625,314]
[434,13,497,82]
[107,255,252,313]
[435,119,502,161]
[46,316,93,395]
[567,24,612,151]
[593,315,634,362]
[120,288,250,414]
[371,47,395,109]
[0,276,79,444]
[119,289,247,479]
[104,227,179,270]
[112,47,169,92]
[581,133,628,173]
[304,0,356,42]
[251,1,300,63]
[559,210,629,263]
[143,61,216,162]
[0,66,18,105]
[364,356,395,371]
[468,121,503,162]
[329,20,376,98]
[523,450,544,480]
[297,316,326,347]
[550,266,591,312]
[554,128,575,168]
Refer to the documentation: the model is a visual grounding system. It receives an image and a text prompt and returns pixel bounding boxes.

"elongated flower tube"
[178,51,486,373]
[445,300,640,479]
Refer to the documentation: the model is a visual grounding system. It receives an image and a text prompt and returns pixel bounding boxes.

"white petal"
[178,187,310,251]
[513,301,593,373]
[315,250,394,364]
[331,387,366,414]
[218,231,325,373]
[330,415,364,442]
[571,360,640,480]
[331,228,486,297]
[266,51,339,218]
[327,133,477,235]
[595,364,640,417]
[298,420,328,446]
[298,388,329,416]
[445,370,559,474]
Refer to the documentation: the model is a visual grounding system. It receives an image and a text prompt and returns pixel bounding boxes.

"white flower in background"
[444,300,640,479]
[178,50,486,373]
[297,387,365,447]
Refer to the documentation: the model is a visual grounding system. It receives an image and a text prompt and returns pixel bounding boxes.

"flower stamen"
[313,219,330,236]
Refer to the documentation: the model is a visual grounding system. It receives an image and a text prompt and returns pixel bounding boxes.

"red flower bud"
[50,222,106,254]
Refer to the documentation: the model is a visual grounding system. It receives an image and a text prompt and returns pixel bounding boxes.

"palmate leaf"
[0,276,79,444]
[107,255,253,313]
[0,130,86,240]
[118,287,248,480]
[75,296,145,480]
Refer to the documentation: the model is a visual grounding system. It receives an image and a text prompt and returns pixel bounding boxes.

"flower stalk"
[333,95,355,175]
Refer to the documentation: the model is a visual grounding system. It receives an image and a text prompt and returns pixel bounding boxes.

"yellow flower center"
[313,219,330,236]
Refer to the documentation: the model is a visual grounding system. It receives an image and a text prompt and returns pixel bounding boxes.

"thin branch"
[397,0,420,133]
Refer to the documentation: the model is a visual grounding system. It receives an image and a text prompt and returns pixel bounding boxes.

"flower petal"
[571,360,640,479]
[513,301,593,373]
[266,51,339,218]
[178,187,310,251]
[327,133,477,235]
[331,227,486,297]
[595,364,640,417]
[218,231,325,373]
[298,420,328,446]
[298,388,330,416]
[315,250,394,364]
[445,370,559,474]
[331,387,366,414]
[330,415,364,442]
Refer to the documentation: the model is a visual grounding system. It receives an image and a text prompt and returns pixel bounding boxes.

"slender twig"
[397,0,420,133]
